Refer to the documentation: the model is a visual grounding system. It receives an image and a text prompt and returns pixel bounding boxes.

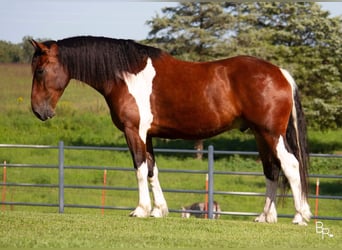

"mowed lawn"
[0,211,341,248]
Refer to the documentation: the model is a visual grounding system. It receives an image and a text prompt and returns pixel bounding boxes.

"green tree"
[0,36,47,63]
[146,2,235,61]
[0,40,22,63]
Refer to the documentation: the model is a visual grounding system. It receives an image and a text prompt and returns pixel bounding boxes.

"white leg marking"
[124,58,156,144]
[255,178,278,223]
[276,136,311,225]
[130,162,151,217]
[149,164,169,217]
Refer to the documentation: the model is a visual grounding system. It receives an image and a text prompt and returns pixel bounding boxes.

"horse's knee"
[146,152,155,177]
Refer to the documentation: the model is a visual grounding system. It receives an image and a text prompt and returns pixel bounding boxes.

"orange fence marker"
[101,169,107,215]
[204,173,208,219]
[315,178,320,223]
[2,161,6,211]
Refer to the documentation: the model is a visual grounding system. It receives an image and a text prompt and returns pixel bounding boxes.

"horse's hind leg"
[254,133,280,223]
[275,136,311,225]
[255,131,310,225]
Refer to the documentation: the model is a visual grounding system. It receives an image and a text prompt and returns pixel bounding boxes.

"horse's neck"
[63,52,114,93]
[68,68,112,96]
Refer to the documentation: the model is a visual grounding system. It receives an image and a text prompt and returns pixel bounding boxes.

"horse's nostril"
[32,107,54,121]
[32,109,45,121]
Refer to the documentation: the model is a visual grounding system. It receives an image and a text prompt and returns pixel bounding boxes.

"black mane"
[54,36,162,85]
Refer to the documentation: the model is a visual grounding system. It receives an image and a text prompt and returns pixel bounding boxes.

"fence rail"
[0,142,341,220]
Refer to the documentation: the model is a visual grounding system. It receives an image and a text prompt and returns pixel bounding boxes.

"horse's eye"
[36,68,44,75]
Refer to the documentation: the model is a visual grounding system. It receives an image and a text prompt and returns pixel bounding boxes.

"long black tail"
[285,84,310,200]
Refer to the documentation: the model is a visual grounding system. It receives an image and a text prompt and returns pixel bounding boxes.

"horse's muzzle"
[32,106,55,121]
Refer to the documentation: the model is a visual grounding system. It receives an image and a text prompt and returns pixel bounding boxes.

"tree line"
[0,2,341,129]
[0,36,36,64]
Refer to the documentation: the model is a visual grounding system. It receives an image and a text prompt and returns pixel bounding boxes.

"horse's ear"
[30,39,38,49]
[30,39,48,52]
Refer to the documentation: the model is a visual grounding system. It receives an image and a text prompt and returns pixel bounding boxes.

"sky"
[0,1,341,44]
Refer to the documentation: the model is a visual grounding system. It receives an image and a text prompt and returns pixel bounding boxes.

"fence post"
[207,145,214,219]
[58,141,64,213]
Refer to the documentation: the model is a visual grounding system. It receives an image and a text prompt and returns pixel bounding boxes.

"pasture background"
[0,64,341,247]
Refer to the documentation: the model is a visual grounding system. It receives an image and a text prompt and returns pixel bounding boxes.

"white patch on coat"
[280,68,301,151]
[124,58,155,143]
[276,136,300,191]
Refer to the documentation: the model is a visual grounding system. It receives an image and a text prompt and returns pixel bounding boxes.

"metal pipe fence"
[0,142,341,220]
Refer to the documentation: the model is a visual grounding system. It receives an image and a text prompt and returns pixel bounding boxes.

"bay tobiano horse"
[30,36,311,225]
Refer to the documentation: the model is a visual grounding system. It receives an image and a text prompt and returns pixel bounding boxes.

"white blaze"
[124,58,155,143]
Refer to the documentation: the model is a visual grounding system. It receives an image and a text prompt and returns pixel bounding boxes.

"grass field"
[1,211,341,248]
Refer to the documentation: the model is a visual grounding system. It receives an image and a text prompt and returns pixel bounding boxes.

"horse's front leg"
[131,161,151,217]
[146,138,168,217]
[149,164,169,217]
[124,128,151,217]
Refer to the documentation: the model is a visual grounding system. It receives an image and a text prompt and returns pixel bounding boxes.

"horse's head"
[30,40,69,121]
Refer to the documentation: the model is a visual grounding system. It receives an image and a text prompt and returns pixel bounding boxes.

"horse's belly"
[150,111,241,140]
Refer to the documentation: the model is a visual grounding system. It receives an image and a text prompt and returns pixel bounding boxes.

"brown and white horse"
[30,36,311,225]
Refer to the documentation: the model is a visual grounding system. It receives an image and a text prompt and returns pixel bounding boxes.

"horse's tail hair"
[281,69,310,200]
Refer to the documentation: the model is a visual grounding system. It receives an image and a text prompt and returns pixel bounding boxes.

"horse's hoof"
[254,213,266,223]
[292,213,309,226]
[150,205,169,217]
[255,208,277,223]
[129,205,150,217]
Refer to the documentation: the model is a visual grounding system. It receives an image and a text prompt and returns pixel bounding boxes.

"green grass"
[1,211,341,248]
